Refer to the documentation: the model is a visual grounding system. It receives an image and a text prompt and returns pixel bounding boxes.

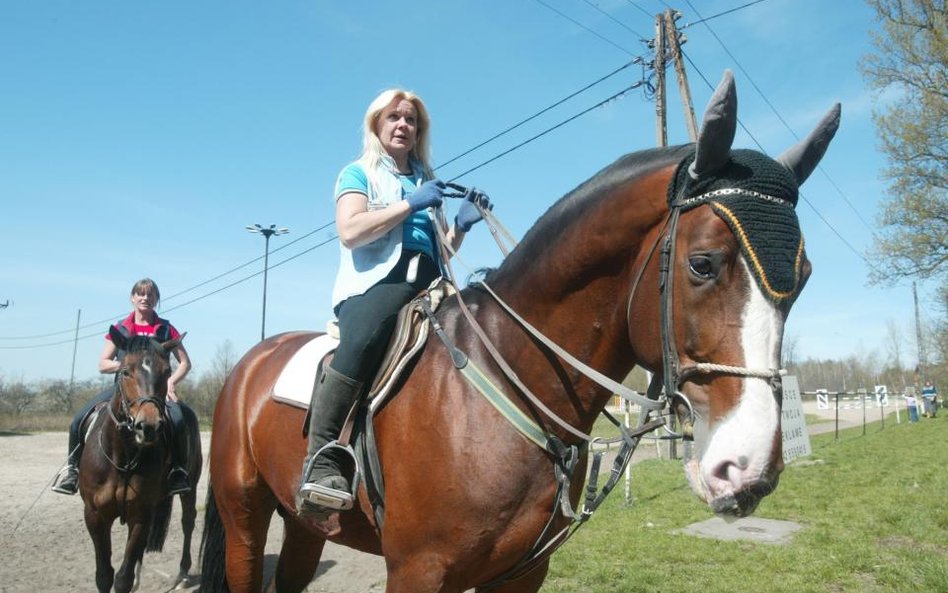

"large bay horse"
[200,72,840,593]
[79,326,203,593]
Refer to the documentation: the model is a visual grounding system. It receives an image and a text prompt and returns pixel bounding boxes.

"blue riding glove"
[406,179,446,212]
[455,188,492,232]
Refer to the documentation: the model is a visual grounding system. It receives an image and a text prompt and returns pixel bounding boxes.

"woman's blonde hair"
[358,89,434,186]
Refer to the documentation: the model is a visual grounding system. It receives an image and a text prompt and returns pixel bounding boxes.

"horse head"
[642,70,840,516]
[108,325,184,447]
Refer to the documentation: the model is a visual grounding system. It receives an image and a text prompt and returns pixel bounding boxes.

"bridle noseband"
[108,362,166,434]
[641,188,789,439]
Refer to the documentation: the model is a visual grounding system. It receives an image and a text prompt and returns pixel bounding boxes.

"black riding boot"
[298,366,363,516]
[52,444,82,495]
[166,404,191,496]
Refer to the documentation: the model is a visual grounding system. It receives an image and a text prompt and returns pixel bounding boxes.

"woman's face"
[376,98,418,162]
[131,289,157,315]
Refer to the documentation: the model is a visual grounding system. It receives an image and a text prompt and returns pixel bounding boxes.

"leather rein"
[100,360,166,473]
[427,182,785,588]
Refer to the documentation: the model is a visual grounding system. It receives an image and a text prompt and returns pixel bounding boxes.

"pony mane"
[491,145,692,281]
[123,335,168,359]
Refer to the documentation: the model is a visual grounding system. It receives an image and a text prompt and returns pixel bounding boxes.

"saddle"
[271,278,455,411]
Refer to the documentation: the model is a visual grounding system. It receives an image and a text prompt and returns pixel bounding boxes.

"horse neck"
[481,162,675,427]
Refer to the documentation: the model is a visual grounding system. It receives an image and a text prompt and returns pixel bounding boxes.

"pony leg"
[176,487,198,585]
[266,514,328,593]
[114,521,150,593]
[83,509,115,593]
[473,560,549,593]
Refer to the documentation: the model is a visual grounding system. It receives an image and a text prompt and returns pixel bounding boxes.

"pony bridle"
[650,190,787,440]
[109,366,165,433]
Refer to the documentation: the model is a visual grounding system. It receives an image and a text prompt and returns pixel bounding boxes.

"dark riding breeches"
[331,251,440,384]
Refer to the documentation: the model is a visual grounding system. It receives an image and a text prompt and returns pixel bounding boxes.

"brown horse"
[79,327,202,593]
[200,72,840,593]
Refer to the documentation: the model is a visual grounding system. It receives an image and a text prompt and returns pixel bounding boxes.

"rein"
[100,367,165,473]
[427,182,786,588]
[428,191,670,588]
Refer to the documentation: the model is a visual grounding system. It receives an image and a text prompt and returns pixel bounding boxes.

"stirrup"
[52,465,79,495]
[167,467,191,495]
[299,478,354,511]
[298,442,361,513]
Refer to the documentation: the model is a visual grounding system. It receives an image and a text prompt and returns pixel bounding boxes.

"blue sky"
[0,0,935,383]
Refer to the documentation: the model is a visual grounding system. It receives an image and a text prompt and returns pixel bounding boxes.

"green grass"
[542,418,948,593]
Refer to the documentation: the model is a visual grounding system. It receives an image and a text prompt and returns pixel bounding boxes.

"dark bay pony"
[79,326,202,593]
[201,72,840,593]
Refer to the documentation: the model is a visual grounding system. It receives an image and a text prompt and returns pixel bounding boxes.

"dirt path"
[0,431,386,593]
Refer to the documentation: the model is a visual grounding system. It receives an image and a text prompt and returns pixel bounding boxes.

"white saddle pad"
[272,334,339,408]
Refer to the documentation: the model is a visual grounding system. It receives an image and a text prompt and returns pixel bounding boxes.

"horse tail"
[146,496,173,552]
[199,484,228,592]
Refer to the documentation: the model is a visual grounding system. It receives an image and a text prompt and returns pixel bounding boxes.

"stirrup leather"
[299,441,361,512]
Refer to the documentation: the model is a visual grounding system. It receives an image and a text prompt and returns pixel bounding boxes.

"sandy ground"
[0,431,387,593]
[0,402,883,592]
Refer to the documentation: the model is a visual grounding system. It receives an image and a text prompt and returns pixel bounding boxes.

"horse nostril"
[712,459,746,490]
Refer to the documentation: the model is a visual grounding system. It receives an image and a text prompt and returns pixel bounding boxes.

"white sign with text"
[781,375,811,463]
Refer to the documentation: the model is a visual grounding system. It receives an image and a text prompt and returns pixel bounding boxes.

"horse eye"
[120,367,131,378]
[688,255,715,280]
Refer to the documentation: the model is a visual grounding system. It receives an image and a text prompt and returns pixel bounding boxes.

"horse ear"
[776,103,841,185]
[688,69,738,180]
[109,325,128,352]
[162,331,185,353]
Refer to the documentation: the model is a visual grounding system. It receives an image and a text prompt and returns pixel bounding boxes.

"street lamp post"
[246,223,289,341]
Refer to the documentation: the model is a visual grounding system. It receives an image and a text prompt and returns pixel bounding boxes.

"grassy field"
[543,418,948,593]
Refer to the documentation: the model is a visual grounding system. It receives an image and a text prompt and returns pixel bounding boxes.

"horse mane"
[487,144,693,283]
[122,335,169,359]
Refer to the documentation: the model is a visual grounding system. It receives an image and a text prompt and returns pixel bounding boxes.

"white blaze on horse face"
[692,260,782,502]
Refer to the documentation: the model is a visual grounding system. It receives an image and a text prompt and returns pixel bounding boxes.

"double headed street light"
[246,223,289,341]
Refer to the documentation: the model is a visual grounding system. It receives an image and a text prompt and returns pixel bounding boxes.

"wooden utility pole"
[664,9,698,141]
[914,282,926,384]
[654,11,668,147]
[69,308,80,411]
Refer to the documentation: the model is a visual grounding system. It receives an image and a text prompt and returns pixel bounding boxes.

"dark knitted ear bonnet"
[668,148,806,303]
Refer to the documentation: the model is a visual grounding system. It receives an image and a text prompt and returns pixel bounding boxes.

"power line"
[0,234,341,350]
[680,0,770,30]
[0,223,337,341]
[623,0,658,20]
[2,77,648,347]
[578,0,648,39]
[682,0,875,234]
[531,0,640,55]
[447,83,645,181]
[437,58,642,170]
[680,49,883,275]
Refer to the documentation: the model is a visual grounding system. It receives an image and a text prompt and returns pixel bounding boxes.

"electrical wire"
[447,82,645,181]
[1,78,647,347]
[682,0,875,233]
[578,0,648,39]
[680,49,885,276]
[436,58,641,170]
[531,0,640,55]
[680,0,769,29]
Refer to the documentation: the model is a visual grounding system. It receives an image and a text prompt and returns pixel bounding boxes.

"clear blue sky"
[0,0,935,383]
